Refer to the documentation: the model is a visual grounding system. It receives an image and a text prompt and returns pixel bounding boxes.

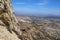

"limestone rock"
[0,0,21,40]
[0,25,20,40]
[18,16,60,40]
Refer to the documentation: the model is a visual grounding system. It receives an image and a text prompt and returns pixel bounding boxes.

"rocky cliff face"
[0,0,21,40]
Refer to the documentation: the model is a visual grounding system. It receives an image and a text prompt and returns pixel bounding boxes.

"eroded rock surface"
[18,16,60,40]
[0,0,21,40]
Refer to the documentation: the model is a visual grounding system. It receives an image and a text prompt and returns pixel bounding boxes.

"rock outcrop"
[0,0,21,40]
[18,16,60,40]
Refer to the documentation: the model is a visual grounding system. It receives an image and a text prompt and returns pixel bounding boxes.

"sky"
[12,0,60,16]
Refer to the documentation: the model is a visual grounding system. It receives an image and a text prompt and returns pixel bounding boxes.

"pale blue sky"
[12,0,60,16]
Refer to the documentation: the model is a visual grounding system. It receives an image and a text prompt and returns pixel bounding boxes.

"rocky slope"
[0,0,21,40]
[0,20,20,40]
[17,16,60,40]
[0,15,60,40]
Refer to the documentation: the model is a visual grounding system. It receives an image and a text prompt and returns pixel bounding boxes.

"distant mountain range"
[15,12,60,19]
[44,15,60,19]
